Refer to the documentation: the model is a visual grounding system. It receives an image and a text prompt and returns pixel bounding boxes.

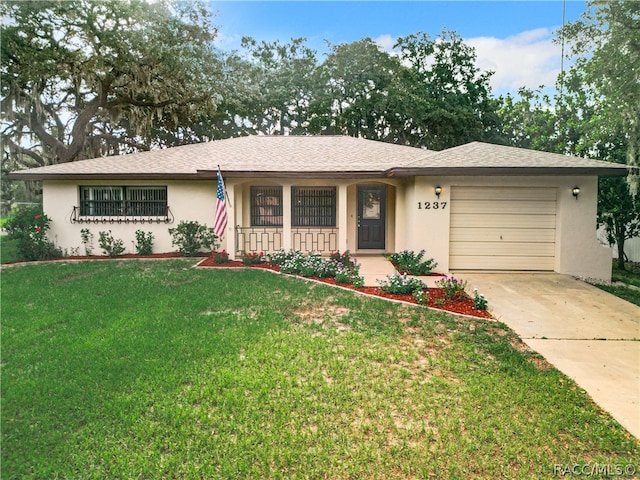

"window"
[292,187,336,227]
[250,186,283,226]
[79,186,167,217]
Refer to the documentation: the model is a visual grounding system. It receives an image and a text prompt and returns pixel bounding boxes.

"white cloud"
[374,28,567,96]
[374,34,396,52]
[468,28,564,95]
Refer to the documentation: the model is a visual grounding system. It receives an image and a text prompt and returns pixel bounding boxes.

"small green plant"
[378,273,426,294]
[241,251,265,265]
[168,221,218,256]
[98,231,126,257]
[412,289,430,305]
[330,250,356,269]
[80,228,93,256]
[473,289,488,310]
[335,264,364,287]
[435,276,468,300]
[384,250,438,275]
[4,207,61,261]
[134,230,154,255]
[212,250,229,264]
[272,250,308,274]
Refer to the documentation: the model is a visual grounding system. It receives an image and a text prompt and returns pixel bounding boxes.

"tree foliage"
[1,0,222,168]
[309,38,404,141]
[498,58,638,270]
[395,30,502,150]
[202,32,501,150]
[559,0,640,193]
[238,37,319,136]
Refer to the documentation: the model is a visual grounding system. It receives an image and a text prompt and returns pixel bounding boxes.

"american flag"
[214,168,228,239]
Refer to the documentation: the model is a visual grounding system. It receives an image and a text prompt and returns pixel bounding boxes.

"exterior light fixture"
[435,186,442,198]
[572,186,580,199]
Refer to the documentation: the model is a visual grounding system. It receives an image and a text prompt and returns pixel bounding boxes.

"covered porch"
[223,179,401,258]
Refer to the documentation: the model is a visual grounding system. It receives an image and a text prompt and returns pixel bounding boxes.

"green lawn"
[1,260,638,479]
[0,235,19,264]
[612,261,640,288]
[597,261,640,307]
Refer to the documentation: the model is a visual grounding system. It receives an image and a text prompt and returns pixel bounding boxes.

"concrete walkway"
[458,272,640,439]
[356,255,397,287]
[357,255,447,288]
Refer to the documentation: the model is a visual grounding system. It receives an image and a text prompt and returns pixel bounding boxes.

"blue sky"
[210,1,588,96]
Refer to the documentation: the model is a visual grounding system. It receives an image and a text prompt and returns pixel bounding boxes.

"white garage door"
[450,187,557,270]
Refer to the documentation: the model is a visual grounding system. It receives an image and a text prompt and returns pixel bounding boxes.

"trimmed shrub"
[412,289,430,305]
[384,250,438,275]
[378,273,426,294]
[212,250,229,264]
[473,289,488,310]
[241,251,265,265]
[168,221,217,256]
[435,276,468,300]
[134,230,154,255]
[80,228,94,256]
[98,230,126,257]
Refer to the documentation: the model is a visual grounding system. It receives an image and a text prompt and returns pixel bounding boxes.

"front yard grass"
[597,261,640,307]
[0,235,19,264]
[2,260,638,479]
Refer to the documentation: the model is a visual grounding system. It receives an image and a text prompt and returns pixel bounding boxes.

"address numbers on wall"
[417,201,447,210]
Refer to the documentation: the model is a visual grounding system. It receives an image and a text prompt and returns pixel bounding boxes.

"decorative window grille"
[250,186,283,226]
[79,186,167,217]
[292,187,336,227]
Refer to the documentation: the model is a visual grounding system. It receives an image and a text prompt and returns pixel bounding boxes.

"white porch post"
[282,183,292,251]
[338,184,348,252]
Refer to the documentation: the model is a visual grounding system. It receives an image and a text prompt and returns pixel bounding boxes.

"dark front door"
[357,186,386,249]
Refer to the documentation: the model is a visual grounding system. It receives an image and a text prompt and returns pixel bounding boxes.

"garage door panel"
[450,227,556,243]
[450,200,556,215]
[451,187,556,202]
[450,241,555,256]
[450,255,555,271]
[449,187,556,271]
[451,214,556,229]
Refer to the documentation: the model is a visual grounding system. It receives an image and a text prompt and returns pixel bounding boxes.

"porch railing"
[292,227,338,253]
[235,226,283,255]
[235,226,339,255]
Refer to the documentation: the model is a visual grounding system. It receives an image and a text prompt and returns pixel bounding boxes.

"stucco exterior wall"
[396,175,612,282]
[43,180,217,255]
[42,174,611,281]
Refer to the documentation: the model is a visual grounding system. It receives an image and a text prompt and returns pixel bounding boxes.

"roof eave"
[9,166,629,181]
[196,170,389,179]
[6,172,202,181]
[390,166,629,177]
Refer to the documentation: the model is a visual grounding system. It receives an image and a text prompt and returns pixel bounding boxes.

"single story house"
[9,135,628,281]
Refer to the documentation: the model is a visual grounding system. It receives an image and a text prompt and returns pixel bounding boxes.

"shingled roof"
[394,141,629,176]
[8,135,628,180]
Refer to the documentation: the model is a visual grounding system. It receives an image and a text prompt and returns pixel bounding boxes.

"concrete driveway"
[458,272,640,439]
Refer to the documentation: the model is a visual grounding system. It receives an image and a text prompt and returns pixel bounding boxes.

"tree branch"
[2,135,46,167]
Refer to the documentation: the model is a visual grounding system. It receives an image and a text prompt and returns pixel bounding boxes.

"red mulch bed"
[197,257,492,319]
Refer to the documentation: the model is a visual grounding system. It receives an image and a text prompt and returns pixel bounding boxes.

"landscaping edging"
[196,257,493,319]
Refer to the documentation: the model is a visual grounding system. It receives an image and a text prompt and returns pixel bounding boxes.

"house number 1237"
[418,201,447,210]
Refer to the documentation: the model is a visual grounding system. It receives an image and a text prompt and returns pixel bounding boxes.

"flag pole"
[218,164,232,208]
